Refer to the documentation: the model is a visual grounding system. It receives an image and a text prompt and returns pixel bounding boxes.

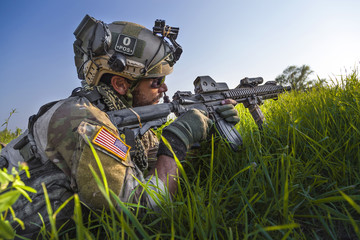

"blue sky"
[1,0,359,131]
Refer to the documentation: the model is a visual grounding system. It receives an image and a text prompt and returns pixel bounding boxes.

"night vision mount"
[153,19,183,63]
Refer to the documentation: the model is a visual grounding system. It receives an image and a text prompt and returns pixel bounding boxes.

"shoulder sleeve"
[34,97,143,209]
[75,121,134,209]
[43,97,126,167]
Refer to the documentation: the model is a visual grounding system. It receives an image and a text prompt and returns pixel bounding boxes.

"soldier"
[0,15,239,237]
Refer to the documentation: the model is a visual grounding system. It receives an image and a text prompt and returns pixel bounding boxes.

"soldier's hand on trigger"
[216,99,240,124]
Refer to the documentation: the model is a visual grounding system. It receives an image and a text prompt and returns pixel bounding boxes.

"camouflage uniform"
[1,89,162,236]
[0,15,183,237]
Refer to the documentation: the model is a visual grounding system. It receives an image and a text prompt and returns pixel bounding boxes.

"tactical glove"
[157,109,213,160]
[164,109,213,149]
[215,104,240,124]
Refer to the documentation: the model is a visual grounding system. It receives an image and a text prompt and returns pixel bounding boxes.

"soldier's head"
[100,73,168,106]
[73,15,182,106]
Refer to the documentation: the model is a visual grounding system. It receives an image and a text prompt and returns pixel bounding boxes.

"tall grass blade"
[41,183,58,240]
[338,189,360,214]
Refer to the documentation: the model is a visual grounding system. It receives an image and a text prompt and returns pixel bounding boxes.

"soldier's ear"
[111,76,130,95]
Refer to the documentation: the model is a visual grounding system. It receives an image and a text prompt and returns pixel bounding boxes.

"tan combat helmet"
[73,15,182,86]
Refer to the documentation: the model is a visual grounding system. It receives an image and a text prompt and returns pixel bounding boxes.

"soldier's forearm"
[147,155,179,195]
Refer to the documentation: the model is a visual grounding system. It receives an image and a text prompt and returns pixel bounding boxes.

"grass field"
[1,70,359,239]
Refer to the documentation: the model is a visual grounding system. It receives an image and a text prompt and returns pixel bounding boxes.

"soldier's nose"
[158,83,168,93]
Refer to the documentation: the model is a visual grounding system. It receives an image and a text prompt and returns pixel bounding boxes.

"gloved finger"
[225,116,240,124]
[219,108,238,119]
[216,104,240,124]
[221,108,240,124]
[216,104,234,113]
[221,99,237,105]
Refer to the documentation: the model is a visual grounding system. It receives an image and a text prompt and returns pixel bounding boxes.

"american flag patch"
[92,127,130,161]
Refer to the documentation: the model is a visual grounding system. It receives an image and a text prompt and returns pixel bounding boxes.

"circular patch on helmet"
[115,34,137,56]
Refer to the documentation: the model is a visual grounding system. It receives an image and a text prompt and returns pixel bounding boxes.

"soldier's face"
[132,78,168,107]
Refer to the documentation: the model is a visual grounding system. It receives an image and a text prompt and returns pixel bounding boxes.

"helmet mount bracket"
[108,53,127,73]
[153,19,183,64]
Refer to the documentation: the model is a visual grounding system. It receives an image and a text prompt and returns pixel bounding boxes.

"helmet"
[73,15,182,86]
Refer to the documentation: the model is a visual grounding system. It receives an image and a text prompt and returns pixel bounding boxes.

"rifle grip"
[214,119,243,151]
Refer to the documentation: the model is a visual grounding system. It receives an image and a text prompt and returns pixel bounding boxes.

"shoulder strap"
[71,87,106,111]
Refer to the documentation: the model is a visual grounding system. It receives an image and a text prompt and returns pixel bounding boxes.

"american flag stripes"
[92,127,130,161]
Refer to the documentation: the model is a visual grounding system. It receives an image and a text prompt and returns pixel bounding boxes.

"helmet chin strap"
[129,78,141,92]
[123,90,133,107]
[125,78,142,106]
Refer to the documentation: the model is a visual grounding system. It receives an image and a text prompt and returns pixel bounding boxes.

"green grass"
[0,163,36,239]
[2,70,360,239]
[0,109,22,149]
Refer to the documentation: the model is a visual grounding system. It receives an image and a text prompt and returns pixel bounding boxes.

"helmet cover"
[73,15,182,86]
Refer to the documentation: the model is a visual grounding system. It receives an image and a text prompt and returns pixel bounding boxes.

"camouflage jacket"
[1,95,162,210]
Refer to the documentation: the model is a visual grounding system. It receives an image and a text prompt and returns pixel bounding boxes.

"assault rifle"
[107,76,291,151]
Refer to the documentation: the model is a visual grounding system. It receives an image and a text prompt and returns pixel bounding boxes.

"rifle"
[107,76,291,151]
